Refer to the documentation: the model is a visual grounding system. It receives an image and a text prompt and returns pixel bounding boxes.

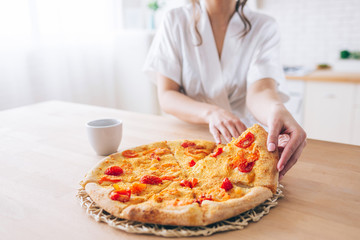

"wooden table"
[1,101,359,240]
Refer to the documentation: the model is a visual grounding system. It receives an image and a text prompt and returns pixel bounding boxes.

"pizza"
[80,124,279,226]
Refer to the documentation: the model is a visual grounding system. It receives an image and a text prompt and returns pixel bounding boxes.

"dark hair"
[191,0,252,45]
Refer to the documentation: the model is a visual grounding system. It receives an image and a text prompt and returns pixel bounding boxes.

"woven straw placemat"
[76,185,283,237]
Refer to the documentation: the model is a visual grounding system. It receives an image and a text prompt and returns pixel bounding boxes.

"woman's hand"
[157,74,247,143]
[266,104,307,180]
[207,107,247,144]
[246,78,306,180]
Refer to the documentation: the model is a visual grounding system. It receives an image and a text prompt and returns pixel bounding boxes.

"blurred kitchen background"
[0,0,359,145]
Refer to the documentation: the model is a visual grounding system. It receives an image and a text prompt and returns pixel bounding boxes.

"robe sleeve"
[143,10,182,85]
[246,20,285,86]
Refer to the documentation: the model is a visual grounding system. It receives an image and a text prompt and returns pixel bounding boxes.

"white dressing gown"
[143,1,286,127]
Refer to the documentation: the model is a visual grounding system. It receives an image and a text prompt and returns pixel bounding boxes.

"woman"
[144,0,306,180]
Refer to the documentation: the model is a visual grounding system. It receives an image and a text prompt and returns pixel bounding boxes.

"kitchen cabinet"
[353,107,360,145]
[287,70,360,145]
[303,81,355,144]
[352,84,360,145]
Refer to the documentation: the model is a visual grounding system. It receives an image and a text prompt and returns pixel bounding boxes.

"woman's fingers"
[264,106,306,179]
[209,119,246,144]
[207,108,247,144]
[217,123,233,143]
[209,123,222,144]
[277,134,290,156]
[267,120,282,152]
[220,118,248,142]
[234,120,247,136]
[278,134,290,147]
[279,140,306,180]
[277,129,306,172]
[224,121,240,140]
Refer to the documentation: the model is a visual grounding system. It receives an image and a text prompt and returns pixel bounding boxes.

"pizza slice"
[81,141,179,185]
[84,180,171,217]
[81,141,186,216]
[189,124,278,193]
[224,124,279,193]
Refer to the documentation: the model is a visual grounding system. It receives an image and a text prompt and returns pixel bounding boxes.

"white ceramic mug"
[86,118,123,156]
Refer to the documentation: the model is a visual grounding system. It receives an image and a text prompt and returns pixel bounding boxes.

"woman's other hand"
[207,107,247,144]
[157,74,247,144]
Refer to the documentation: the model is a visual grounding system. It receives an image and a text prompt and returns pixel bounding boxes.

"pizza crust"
[80,155,112,187]
[201,186,272,225]
[85,183,131,217]
[121,201,204,226]
[91,186,272,226]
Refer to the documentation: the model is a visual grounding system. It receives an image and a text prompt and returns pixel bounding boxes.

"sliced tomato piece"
[181,141,196,148]
[140,175,162,185]
[210,147,223,157]
[180,178,198,188]
[235,132,255,148]
[180,179,192,188]
[220,177,233,191]
[98,176,122,184]
[109,189,131,202]
[238,161,255,173]
[112,183,121,191]
[104,166,123,176]
[130,183,147,194]
[229,151,246,169]
[189,178,198,188]
[188,160,196,167]
[122,150,138,158]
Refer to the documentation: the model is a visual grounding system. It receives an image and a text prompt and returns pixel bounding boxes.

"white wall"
[258,0,360,68]
[0,0,178,113]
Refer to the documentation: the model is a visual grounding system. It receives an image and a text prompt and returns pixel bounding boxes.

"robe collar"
[190,0,250,111]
